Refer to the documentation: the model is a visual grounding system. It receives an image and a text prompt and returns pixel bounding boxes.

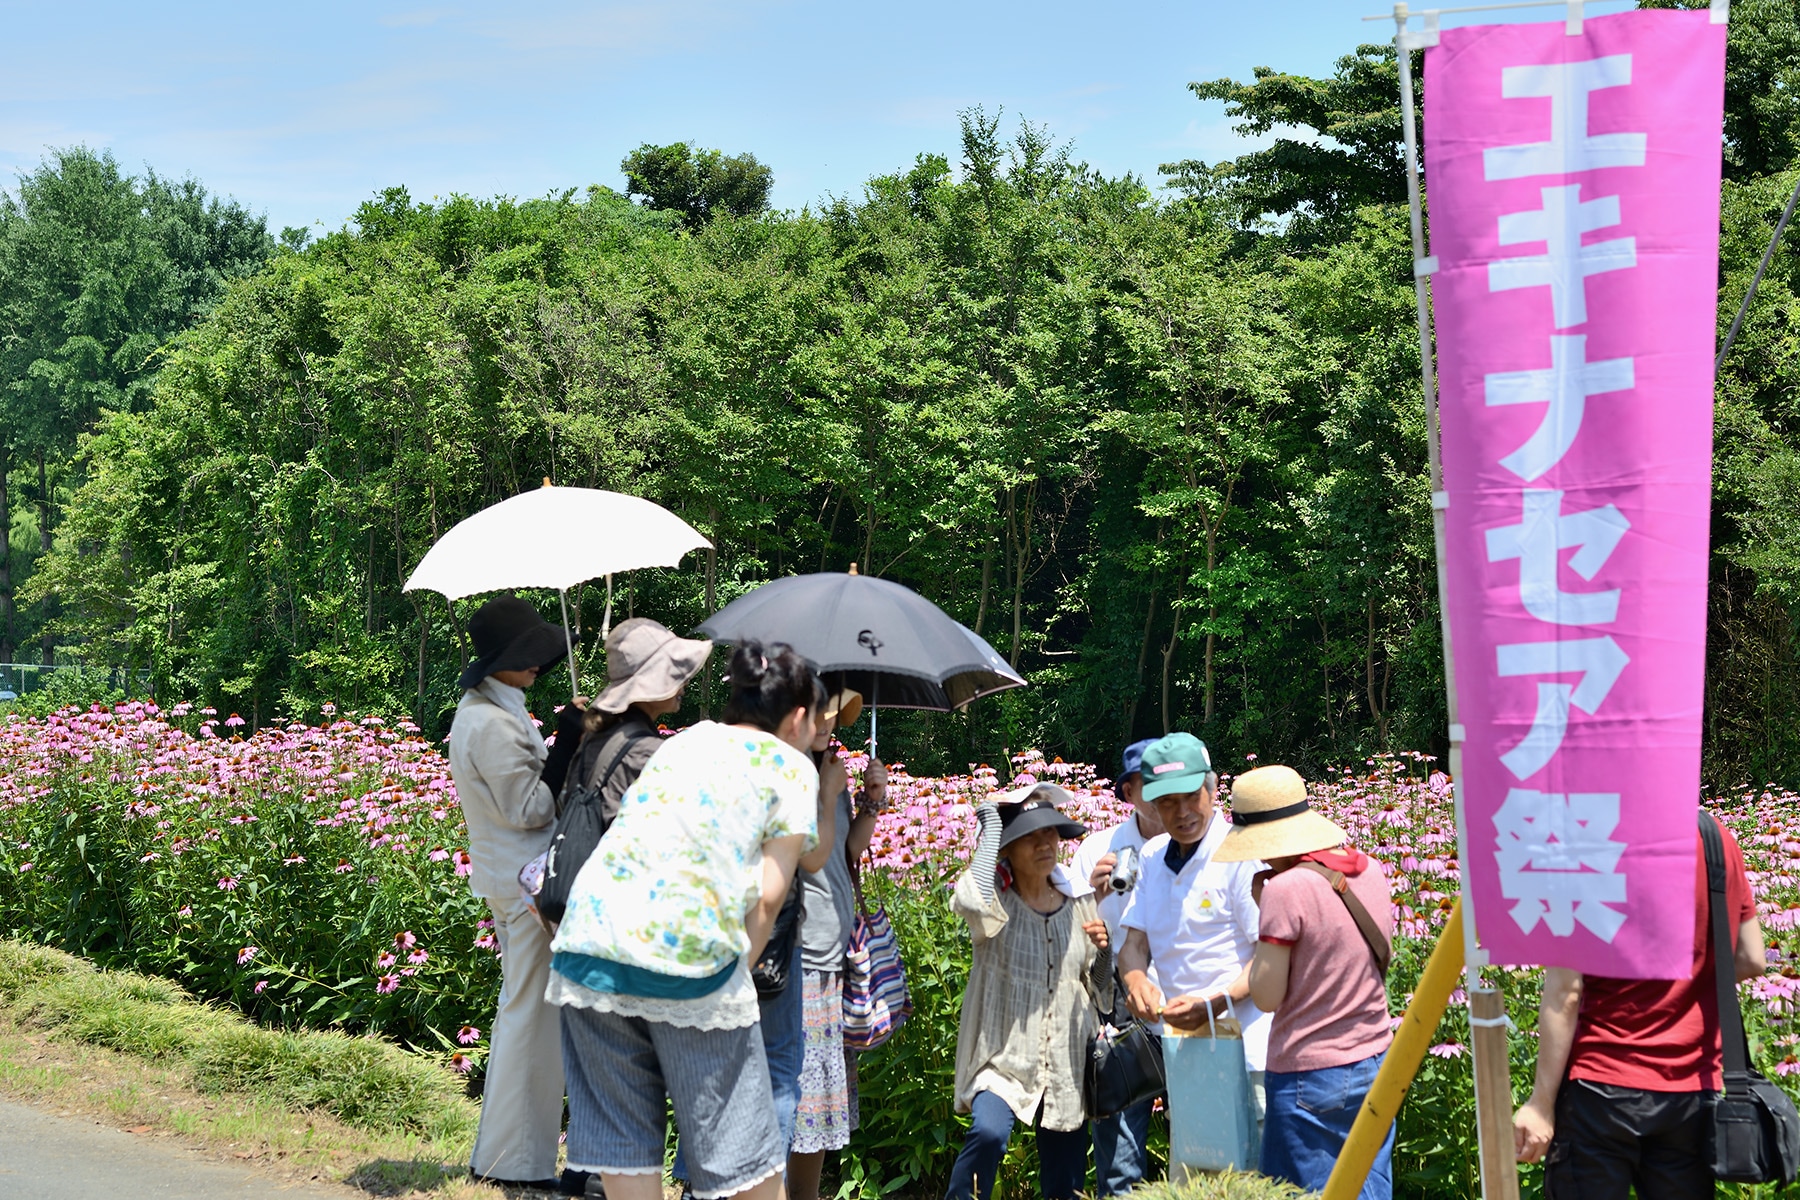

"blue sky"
[1,1,1629,234]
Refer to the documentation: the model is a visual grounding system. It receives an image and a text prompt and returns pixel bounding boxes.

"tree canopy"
[620,142,774,229]
[17,8,1800,789]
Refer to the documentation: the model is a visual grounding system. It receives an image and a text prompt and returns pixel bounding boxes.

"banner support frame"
[1392,9,1518,1200]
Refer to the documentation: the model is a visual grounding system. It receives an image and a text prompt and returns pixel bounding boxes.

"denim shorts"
[1262,1051,1392,1200]
[561,1005,785,1199]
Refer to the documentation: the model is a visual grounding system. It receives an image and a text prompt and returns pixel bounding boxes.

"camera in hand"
[1109,845,1140,894]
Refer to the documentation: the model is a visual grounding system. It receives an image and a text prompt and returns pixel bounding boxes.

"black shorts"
[1545,1078,1714,1200]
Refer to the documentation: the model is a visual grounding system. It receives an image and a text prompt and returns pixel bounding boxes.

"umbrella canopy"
[402,485,711,601]
[697,572,1026,712]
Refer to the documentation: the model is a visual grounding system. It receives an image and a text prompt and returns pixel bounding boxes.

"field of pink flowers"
[3,701,1799,1196]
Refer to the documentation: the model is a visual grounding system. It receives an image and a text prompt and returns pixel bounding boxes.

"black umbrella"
[697,570,1026,755]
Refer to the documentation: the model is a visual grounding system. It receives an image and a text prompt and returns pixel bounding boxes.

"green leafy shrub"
[1129,1170,1307,1200]
[0,938,474,1139]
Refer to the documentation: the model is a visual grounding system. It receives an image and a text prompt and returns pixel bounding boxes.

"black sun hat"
[995,781,1088,849]
[459,596,569,689]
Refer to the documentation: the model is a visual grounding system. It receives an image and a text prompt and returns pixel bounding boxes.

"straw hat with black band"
[459,596,571,690]
[590,618,713,715]
[822,688,864,729]
[993,781,1088,849]
[1212,765,1347,863]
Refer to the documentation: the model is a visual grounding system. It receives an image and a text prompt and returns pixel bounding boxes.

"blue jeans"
[672,941,804,1181]
[944,1091,1088,1200]
[1092,1099,1152,1196]
[1261,1052,1392,1200]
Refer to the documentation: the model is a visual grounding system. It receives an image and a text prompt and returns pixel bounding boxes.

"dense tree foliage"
[620,142,774,228]
[21,4,1800,789]
[0,147,272,667]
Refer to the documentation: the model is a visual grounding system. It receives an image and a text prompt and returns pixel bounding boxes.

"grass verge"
[0,938,495,1197]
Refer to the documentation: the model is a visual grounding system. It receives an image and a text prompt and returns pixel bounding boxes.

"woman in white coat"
[447,596,586,1190]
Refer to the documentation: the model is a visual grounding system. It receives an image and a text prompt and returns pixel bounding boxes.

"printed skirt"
[791,969,860,1154]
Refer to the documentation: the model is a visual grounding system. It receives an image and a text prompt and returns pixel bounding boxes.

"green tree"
[1169,44,1412,240]
[0,147,271,664]
[620,142,774,229]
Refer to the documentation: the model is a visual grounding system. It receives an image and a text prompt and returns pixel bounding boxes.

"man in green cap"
[1117,732,1269,1079]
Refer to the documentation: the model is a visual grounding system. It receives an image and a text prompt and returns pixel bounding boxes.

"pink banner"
[1425,9,1726,978]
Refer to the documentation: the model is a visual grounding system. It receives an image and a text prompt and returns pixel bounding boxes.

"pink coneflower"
[178,905,192,917]
[334,860,353,874]
[407,949,429,965]
[429,847,449,862]
[1428,1043,1465,1059]
[282,855,305,865]
[474,932,497,951]
[377,951,397,969]
[454,850,473,877]
[17,863,31,873]
[236,946,257,965]
[253,980,268,994]
[376,973,400,994]
[457,1025,481,1045]
[225,714,245,728]
[216,876,238,891]
[394,930,417,950]
[450,1053,472,1073]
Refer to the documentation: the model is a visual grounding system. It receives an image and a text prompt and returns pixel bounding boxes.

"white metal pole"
[558,588,579,702]
[1392,7,1513,1198]
[869,676,879,761]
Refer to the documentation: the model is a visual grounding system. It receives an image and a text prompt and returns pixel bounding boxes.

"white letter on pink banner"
[1426,10,1724,979]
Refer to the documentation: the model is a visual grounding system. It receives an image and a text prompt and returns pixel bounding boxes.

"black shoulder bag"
[536,726,655,926]
[1703,811,1800,1186]
[752,880,805,999]
[1085,968,1168,1119]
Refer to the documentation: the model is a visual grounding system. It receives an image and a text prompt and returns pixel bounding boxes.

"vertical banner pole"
[1391,6,1515,1198]
[1470,987,1522,1198]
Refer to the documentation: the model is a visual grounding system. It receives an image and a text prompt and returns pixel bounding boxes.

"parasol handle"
[869,675,879,761]
[558,588,579,702]
[602,574,614,639]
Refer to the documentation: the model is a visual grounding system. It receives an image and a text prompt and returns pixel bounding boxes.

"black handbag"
[1702,812,1800,1186]
[536,727,654,925]
[1085,979,1167,1119]
[752,881,804,999]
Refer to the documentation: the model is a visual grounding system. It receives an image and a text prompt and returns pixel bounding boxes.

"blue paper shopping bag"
[1163,1003,1260,1175]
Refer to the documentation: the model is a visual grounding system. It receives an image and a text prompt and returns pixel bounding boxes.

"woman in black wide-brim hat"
[446,594,586,1191]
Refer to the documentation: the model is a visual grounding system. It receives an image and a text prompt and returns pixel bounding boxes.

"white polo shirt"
[1070,815,1160,988]
[1119,812,1270,1071]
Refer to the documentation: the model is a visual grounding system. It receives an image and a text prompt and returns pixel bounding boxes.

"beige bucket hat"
[1213,765,1349,863]
[591,618,713,714]
[822,688,864,728]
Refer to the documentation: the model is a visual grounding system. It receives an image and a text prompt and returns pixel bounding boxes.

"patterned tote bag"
[841,853,912,1051]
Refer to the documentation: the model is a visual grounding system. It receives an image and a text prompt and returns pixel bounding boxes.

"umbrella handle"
[602,574,614,639]
[869,676,878,761]
[559,588,579,702]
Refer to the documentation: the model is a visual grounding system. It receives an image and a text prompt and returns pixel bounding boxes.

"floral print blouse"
[552,720,819,979]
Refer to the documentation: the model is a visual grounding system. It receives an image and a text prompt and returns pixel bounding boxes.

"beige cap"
[591,618,713,714]
[1213,765,1348,863]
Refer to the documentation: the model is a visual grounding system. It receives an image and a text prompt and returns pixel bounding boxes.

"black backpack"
[537,725,656,925]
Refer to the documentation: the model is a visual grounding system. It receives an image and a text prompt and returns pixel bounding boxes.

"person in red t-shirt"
[1513,814,1767,1199]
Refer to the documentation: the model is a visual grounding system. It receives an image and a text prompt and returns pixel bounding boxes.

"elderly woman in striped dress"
[944,782,1112,1200]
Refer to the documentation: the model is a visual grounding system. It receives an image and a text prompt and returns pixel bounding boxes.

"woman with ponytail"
[548,641,825,1200]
